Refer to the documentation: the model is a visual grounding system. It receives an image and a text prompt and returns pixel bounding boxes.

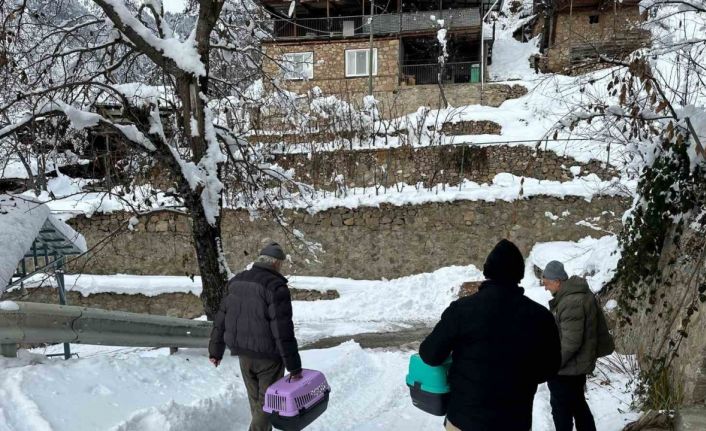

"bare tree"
[0,0,293,318]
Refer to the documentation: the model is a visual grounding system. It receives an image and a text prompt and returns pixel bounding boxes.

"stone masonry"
[2,287,339,319]
[66,196,629,280]
[263,39,400,94]
[544,7,648,73]
[275,144,615,191]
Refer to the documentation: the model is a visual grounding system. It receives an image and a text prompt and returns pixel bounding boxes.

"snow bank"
[521,235,621,307]
[21,265,483,344]
[26,169,634,220]
[0,342,638,431]
[0,301,19,311]
[491,36,541,82]
[21,274,203,297]
[291,265,484,343]
[283,173,633,214]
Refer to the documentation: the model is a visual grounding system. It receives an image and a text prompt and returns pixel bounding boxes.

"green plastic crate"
[405,354,451,394]
[406,354,452,416]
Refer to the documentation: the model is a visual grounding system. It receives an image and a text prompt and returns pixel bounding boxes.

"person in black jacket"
[209,242,302,431]
[420,239,561,431]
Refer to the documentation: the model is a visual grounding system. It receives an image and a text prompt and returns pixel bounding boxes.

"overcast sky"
[162,0,186,13]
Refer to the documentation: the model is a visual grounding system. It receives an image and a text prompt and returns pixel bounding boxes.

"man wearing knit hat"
[543,260,614,431]
[420,239,561,431]
[209,241,302,431]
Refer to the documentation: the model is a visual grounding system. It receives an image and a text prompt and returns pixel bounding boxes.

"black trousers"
[547,375,597,431]
[239,356,285,431]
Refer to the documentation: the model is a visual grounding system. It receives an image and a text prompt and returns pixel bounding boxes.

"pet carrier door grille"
[267,394,287,411]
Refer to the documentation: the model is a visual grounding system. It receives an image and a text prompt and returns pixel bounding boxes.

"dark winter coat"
[549,276,613,376]
[420,280,561,431]
[209,263,302,373]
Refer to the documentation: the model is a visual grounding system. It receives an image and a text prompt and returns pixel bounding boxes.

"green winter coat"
[549,276,614,376]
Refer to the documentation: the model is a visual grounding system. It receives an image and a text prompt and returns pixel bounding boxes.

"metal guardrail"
[0,302,212,358]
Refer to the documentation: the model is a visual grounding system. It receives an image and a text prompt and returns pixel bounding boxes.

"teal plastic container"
[405,354,451,416]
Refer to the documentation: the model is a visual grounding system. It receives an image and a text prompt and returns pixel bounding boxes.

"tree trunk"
[186,193,229,320]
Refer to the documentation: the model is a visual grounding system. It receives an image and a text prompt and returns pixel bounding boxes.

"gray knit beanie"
[260,242,286,260]
[542,260,568,281]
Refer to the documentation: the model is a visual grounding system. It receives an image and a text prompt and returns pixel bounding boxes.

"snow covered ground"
[0,235,638,431]
[26,170,633,220]
[19,264,484,345]
[0,342,638,431]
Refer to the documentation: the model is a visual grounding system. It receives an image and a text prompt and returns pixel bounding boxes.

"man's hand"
[210,357,221,368]
[289,371,303,381]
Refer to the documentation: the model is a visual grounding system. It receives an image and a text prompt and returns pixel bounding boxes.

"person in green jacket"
[543,260,614,431]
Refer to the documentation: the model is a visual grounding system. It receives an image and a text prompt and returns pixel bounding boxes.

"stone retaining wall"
[274,144,615,190]
[2,288,339,319]
[615,226,706,405]
[66,196,630,280]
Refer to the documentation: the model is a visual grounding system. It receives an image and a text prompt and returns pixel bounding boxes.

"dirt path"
[302,325,432,350]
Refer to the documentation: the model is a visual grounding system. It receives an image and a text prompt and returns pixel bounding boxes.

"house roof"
[0,195,87,291]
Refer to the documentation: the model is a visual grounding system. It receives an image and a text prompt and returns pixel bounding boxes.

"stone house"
[534,0,650,73]
[257,0,502,97]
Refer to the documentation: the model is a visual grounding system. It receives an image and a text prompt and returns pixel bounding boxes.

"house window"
[281,52,313,80]
[345,48,378,77]
[589,15,599,24]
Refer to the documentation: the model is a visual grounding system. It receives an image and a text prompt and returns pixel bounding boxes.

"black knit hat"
[260,242,286,260]
[483,239,525,284]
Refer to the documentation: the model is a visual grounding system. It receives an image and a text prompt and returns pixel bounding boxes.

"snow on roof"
[0,195,87,291]
[0,195,49,290]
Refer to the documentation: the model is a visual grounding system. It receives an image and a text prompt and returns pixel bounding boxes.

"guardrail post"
[55,256,72,360]
[1,343,17,358]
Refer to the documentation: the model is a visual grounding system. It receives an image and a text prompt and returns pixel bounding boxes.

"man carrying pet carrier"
[209,241,302,431]
[420,239,562,431]
[542,260,615,431]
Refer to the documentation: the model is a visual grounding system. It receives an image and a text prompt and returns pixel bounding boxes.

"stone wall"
[274,144,615,190]
[263,39,400,94]
[261,36,527,121]
[615,226,706,405]
[545,7,647,73]
[388,82,528,111]
[66,196,629,280]
[2,287,339,318]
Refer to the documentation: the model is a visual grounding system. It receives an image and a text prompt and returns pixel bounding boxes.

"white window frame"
[281,51,314,80]
[345,48,378,78]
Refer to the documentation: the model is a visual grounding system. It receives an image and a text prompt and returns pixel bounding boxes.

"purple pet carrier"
[263,369,331,431]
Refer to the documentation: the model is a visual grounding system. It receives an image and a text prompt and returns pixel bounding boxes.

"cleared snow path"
[0,343,638,431]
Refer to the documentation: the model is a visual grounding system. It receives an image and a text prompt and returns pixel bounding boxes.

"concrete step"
[675,406,706,431]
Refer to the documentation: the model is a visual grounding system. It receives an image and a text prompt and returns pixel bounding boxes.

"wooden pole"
[368,0,374,95]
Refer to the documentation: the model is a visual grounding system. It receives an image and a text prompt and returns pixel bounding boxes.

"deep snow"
[0,342,639,431]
